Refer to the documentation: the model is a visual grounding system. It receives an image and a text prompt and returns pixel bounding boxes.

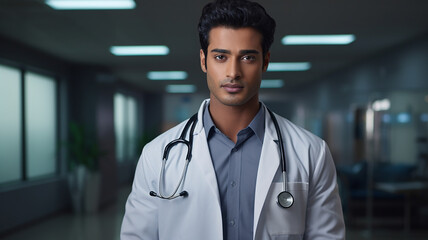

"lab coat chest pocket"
[259,182,308,240]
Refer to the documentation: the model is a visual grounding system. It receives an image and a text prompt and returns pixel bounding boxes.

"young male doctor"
[121,0,345,239]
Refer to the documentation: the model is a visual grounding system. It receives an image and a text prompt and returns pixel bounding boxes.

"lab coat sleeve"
[121,147,159,240]
[304,141,345,240]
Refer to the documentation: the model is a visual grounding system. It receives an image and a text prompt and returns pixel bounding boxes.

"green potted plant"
[66,122,103,213]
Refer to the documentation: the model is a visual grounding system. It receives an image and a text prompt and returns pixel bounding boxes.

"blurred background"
[1,0,428,239]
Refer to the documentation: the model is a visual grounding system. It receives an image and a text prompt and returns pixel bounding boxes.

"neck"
[208,96,260,143]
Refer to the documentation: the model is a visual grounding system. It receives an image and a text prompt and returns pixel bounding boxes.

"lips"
[221,83,243,93]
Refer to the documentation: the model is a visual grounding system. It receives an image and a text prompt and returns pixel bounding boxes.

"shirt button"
[231,181,236,187]
[229,220,235,226]
[231,148,237,152]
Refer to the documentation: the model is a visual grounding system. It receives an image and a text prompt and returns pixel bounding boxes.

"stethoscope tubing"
[151,106,294,208]
[157,157,190,199]
[267,109,294,208]
[267,109,288,192]
[151,114,197,200]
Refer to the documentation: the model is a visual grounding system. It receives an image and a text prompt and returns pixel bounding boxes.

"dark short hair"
[198,0,276,58]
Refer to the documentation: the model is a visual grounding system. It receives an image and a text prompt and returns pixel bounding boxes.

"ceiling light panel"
[166,85,196,93]
[261,79,284,88]
[45,0,136,10]
[110,46,169,56]
[267,62,311,71]
[147,71,188,80]
[282,34,355,45]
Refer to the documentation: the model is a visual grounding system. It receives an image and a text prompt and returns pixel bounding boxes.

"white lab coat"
[121,99,345,240]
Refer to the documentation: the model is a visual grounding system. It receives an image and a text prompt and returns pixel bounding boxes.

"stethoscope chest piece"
[277,191,294,208]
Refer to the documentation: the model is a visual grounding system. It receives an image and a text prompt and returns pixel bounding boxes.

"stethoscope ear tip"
[179,191,189,197]
[149,191,158,197]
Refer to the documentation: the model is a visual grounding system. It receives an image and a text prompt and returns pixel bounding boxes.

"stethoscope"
[149,107,294,208]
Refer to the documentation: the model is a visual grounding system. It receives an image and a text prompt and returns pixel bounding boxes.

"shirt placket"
[227,144,241,240]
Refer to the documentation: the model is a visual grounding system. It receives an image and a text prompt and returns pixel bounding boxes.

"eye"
[242,55,256,61]
[215,55,226,61]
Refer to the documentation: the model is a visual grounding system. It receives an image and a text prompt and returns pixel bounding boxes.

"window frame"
[0,60,61,187]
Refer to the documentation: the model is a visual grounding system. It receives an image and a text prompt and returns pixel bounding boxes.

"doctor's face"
[200,27,270,108]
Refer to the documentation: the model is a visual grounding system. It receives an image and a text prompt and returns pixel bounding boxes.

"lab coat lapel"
[253,107,281,238]
[192,100,221,204]
[192,130,221,204]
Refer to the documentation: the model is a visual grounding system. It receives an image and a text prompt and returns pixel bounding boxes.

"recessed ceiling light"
[267,62,311,71]
[110,45,169,56]
[147,71,188,80]
[45,0,136,10]
[166,85,196,93]
[282,34,355,45]
[261,79,284,88]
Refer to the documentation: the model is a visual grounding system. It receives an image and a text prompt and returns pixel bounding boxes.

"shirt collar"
[203,104,216,138]
[203,103,265,143]
[249,105,265,143]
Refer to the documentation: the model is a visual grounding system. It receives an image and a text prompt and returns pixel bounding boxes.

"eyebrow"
[210,49,260,55]
[211,49,230,54]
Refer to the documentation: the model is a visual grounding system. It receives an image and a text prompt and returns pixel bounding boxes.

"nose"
[226,59,242,80]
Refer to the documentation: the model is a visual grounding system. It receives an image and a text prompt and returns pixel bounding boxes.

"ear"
[200,49,207,73]
[262,52,271,72]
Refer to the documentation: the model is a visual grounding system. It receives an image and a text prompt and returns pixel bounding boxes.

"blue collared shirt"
[203,104,265,240]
